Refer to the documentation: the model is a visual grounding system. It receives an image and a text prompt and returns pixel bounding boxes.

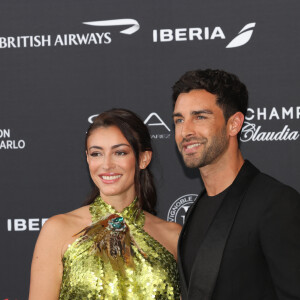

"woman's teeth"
[102,175,121,180]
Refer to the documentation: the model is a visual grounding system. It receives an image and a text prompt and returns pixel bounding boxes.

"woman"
[29,108,182,299]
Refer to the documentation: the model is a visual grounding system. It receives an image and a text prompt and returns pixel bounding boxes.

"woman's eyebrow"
[88,144,130,151]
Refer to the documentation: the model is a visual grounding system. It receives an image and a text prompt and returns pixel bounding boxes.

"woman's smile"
[99,173,122,183]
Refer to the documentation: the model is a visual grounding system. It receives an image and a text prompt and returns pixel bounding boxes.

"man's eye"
[197,115,206,120]
[174,119,183,124]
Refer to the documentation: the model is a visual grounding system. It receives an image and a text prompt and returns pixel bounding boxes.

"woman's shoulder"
[38,206,92,252]
[44,206,91,232]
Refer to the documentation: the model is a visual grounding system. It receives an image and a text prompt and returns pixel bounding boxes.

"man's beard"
[180,127,229,168]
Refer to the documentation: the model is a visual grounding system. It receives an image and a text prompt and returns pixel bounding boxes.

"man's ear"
[227,112,244,137]
[139,151,152,169]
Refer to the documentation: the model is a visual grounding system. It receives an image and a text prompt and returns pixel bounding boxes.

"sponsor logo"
[226,23,256,48]
[153,27,225,42]
[7,218,48,231]
[144,112,171,139]
[241,106,300,142]
[153,22,256,48]
[83,19,140,35]
[0,129,26,150]
[88,112,171,140]
[0,33,111,49]
[167,194,198,225]
[0,18,139,49]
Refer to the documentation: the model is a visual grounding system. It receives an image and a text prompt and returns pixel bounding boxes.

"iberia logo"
[153,22,256,48]
[226,23,256,48]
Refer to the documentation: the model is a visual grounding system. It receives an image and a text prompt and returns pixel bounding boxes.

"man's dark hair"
[172,69,248,122]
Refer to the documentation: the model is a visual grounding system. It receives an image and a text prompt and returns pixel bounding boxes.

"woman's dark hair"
[84,108,157,214]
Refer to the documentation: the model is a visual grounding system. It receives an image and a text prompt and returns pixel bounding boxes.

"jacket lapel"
[177,190,205,299]
[187,160,260,299]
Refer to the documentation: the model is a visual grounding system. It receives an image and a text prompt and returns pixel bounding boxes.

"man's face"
[173,89,229,168]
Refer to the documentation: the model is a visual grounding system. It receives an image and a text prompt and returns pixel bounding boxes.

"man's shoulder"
[237,163,300,225]
[247,166,300,202]
[257,170,297,190]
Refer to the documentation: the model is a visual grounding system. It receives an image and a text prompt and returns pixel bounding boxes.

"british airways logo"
[0,18,139,49]
[83,19,140,35]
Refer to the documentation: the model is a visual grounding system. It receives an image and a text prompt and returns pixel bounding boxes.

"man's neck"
[199,150,244,196]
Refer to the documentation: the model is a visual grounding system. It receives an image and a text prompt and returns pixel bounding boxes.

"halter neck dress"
[59,197,180,299]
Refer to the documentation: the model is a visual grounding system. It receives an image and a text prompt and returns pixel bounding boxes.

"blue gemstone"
[110,217,124,229]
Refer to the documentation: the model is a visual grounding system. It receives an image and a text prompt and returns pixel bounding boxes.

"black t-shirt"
[181,188,228,285]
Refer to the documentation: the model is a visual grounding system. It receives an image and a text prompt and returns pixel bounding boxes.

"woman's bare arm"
[144,212,182,260]
[29,215,66,300]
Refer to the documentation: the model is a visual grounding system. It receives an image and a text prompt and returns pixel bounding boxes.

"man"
[172,69,300,300]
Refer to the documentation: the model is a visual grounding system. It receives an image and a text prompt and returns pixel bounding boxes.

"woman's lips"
[98,173,122,184]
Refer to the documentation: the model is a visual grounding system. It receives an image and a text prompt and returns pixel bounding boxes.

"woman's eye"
[90,152,102,157]
[115,151,127,156]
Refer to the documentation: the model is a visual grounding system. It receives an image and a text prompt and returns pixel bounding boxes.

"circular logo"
[167,194,198,225]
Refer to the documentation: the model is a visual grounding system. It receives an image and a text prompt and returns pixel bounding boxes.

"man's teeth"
[102,175,121,180]
[186,143,201,149]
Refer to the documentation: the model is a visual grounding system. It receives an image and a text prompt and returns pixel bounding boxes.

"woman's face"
[86,126,137,199]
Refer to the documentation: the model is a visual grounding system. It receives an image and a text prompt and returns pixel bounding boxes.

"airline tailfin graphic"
[83,19,140,35]
[226,23,256,48]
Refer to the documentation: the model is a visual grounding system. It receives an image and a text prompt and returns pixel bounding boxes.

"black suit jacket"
[178,160,300,300]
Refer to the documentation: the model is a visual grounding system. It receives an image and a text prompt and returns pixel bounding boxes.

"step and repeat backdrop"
[1,0,299,298]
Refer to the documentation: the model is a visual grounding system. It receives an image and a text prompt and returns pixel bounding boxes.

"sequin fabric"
[59,197,180,299]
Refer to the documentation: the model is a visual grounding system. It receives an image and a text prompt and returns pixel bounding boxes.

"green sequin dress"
[59,197,180,299]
